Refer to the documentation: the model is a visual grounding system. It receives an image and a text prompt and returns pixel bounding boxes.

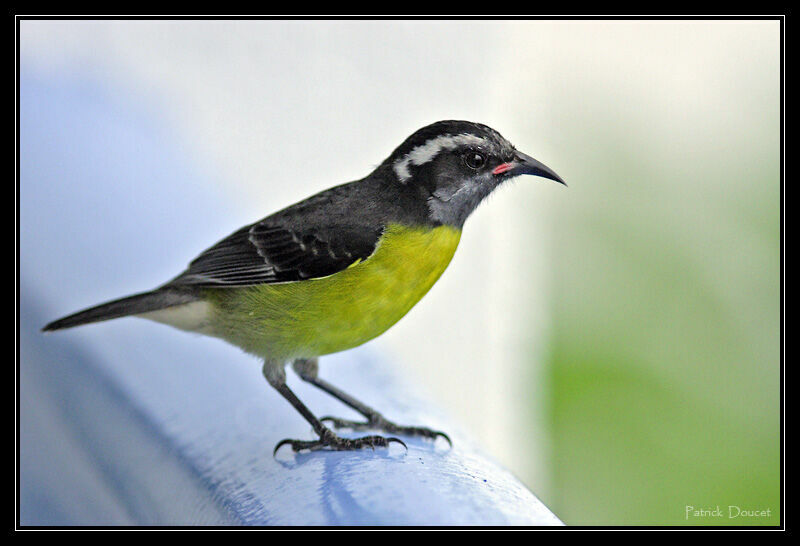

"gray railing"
[20,296,561,526]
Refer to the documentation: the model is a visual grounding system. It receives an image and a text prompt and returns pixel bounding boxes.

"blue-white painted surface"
[22,299,561,526]
[19,71,561,526]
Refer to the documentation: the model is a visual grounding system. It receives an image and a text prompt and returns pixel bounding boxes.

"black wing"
[167,187,385,287]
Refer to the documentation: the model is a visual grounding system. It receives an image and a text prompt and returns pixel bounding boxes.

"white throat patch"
[393,133,487,182]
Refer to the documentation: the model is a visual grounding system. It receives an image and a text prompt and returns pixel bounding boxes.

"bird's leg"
[292,358,451,446]
[263,361,405,454]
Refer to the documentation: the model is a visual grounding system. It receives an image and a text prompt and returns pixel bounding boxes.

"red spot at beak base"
[493,163,512,175]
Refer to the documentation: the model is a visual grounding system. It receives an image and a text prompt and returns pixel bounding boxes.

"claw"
[386,437,408,451]
[433,430,452,447]
[273,431,407,456]
[273,439,287,456]
[277,416,446,455]
[273,437,297,456]
[320,414,451,447]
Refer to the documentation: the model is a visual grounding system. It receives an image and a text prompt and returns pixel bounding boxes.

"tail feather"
[42,289,200,332]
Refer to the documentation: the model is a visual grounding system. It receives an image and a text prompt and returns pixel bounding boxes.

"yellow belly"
[203,223,461,361]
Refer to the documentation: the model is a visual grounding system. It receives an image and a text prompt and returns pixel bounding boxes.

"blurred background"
[19,20,780,525]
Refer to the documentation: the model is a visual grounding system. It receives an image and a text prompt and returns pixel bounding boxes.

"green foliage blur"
[536,23,781,525]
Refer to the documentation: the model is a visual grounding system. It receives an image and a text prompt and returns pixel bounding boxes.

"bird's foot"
[273,428,406,455]
[320,414,451,446]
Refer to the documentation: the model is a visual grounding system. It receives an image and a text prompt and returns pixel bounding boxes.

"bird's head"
[383,120,565,227]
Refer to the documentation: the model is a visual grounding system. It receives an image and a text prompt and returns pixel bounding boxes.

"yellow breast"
[204,223,462,361]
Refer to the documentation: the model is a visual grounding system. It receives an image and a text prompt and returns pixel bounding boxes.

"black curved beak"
[511,151,566,186]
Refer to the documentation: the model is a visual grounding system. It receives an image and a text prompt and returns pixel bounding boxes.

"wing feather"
[167,214,383,287]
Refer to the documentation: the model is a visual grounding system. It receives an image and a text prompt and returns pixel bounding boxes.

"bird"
[43,120,565,454]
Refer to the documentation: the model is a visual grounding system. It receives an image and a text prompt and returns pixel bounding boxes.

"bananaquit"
[44,120,565,453]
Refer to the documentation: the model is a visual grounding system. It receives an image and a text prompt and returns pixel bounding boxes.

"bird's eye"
[464,152,486,170]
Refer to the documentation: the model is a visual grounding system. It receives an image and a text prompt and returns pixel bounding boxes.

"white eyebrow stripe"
[393,133,488,182]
